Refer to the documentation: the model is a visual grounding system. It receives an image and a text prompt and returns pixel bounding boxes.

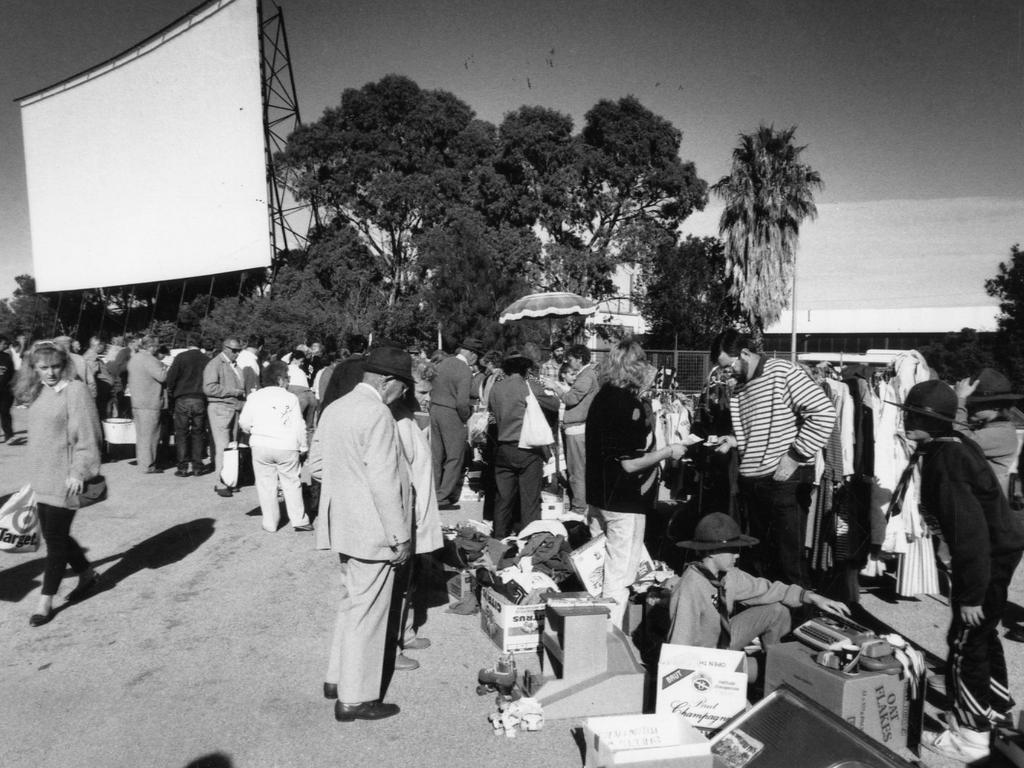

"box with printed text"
[765,641,909,750]
[655,644,748,734]
[479,587,546,653]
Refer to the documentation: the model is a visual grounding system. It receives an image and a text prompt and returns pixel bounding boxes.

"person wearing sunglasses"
[202,338,249,497]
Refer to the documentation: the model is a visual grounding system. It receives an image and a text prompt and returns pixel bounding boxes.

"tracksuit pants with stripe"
[947,550,1022,731]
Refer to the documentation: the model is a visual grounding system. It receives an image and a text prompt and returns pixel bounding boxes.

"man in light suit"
[127,335,168,473]
[310,346,413,722]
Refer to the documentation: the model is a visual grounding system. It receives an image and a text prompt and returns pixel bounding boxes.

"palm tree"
[712,125,822,339]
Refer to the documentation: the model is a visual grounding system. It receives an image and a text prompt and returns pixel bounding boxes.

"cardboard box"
[570,535,656,597]
[765,641,909,750]
[446,571,472,608]
[583,713,712,768]
[479,587,546,653]
[571,534,607,596]
[656,645,748,733]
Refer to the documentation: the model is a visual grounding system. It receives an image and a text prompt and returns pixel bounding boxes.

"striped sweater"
[729,358,836,478]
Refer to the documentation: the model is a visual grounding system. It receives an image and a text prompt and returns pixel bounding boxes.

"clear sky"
[1,0,1022,309]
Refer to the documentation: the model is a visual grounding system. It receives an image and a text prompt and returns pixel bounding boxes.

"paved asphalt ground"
[3,406,1024,768]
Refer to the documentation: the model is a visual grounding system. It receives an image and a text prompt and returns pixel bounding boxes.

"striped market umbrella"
[498,291,598,324]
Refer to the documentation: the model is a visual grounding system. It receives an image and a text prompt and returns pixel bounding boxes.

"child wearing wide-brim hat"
[894,380,1024,762]
[954,368,1023,498]
[666,512,850,652]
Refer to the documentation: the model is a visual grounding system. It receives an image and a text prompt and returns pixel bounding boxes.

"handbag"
[74,476,108,508]
[518,383,554,449]
[63,384,107,508]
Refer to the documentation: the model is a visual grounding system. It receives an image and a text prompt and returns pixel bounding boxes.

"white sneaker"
[921,725,990,762]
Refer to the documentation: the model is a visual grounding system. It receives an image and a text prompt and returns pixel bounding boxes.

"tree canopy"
[634,235,744,349]
[8,77,714,354]
[984,243,1024,387]
[712,125,822,336]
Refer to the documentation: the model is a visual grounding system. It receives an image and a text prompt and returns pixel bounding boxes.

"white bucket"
[102,418,136,444]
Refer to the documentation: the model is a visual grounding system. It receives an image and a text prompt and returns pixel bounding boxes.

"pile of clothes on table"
[444,519,591,612]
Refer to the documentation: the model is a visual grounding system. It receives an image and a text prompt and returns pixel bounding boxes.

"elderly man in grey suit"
[127,335,168,473]
[310,346,413,722]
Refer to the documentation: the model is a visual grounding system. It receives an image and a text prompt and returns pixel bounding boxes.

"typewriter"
[793,612,875,651]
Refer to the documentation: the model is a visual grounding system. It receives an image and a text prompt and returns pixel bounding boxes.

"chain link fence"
[590,348,713,393]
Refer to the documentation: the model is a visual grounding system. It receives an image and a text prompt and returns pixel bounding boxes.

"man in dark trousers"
[896,380,1024,762]
[711,328,836,586]
[0,335,14,442]
[165,341,210,477]
[429,337,481,510]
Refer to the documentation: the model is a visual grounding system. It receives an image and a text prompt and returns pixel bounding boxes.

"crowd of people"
[4,326,1024,759]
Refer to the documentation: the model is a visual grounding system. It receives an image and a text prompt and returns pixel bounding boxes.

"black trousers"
[39,502,90,596]
[492,443,544,539]
[738,465,815,587]
[173,396,207,469]
[0,387,12,439]
[948,550,1022,731]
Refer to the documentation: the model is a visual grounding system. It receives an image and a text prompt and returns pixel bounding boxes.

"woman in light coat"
[14,341,103,626]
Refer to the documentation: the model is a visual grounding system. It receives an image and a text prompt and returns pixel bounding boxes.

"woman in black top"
[585,339,690,628]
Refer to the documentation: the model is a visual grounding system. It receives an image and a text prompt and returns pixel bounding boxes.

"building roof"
[766,305,999,335]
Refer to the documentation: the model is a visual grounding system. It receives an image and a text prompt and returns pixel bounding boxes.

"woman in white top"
[239,361,311,532]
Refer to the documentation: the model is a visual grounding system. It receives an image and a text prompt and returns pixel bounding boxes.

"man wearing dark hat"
[429,337,482,509]
[894,380,1024,761]
[667,512,849,650]
[310,346,413,722]
[954,368,1023,498]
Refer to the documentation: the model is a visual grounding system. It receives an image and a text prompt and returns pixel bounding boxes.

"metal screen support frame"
[259,1,311,283]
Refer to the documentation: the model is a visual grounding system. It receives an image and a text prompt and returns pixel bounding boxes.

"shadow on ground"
[184,753,233,768]
[1,517,216,608]
[90,517,217,594]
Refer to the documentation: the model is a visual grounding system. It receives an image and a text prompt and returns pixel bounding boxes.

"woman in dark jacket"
[487,348,559,538]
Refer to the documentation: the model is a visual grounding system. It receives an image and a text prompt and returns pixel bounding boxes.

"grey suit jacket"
[310,383,410,560]
[127,349,167,410]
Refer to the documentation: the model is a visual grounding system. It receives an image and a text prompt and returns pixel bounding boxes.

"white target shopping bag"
[0,484,40,553]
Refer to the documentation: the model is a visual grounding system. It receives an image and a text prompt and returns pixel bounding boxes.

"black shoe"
[194,465,213,476]
[29,609,54,627]
[66,573,101,604]
[323,682,338,700]
[334,700,400,721]
[438,502,461,511]
[1006,626,1024,643]
[174,467,193,477]
[214,486,233,498]
[294,524,314,532]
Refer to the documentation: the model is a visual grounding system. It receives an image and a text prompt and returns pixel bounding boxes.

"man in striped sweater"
[711,329,836,586]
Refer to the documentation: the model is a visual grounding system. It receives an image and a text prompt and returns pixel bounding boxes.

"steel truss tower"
[260,1,311,263]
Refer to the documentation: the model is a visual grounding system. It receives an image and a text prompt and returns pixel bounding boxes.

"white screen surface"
[20,0,270,292]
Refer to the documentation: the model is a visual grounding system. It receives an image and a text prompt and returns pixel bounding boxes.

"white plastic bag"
[518,386,554,449]
[221,442,240,487]
[0,484,40,553]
